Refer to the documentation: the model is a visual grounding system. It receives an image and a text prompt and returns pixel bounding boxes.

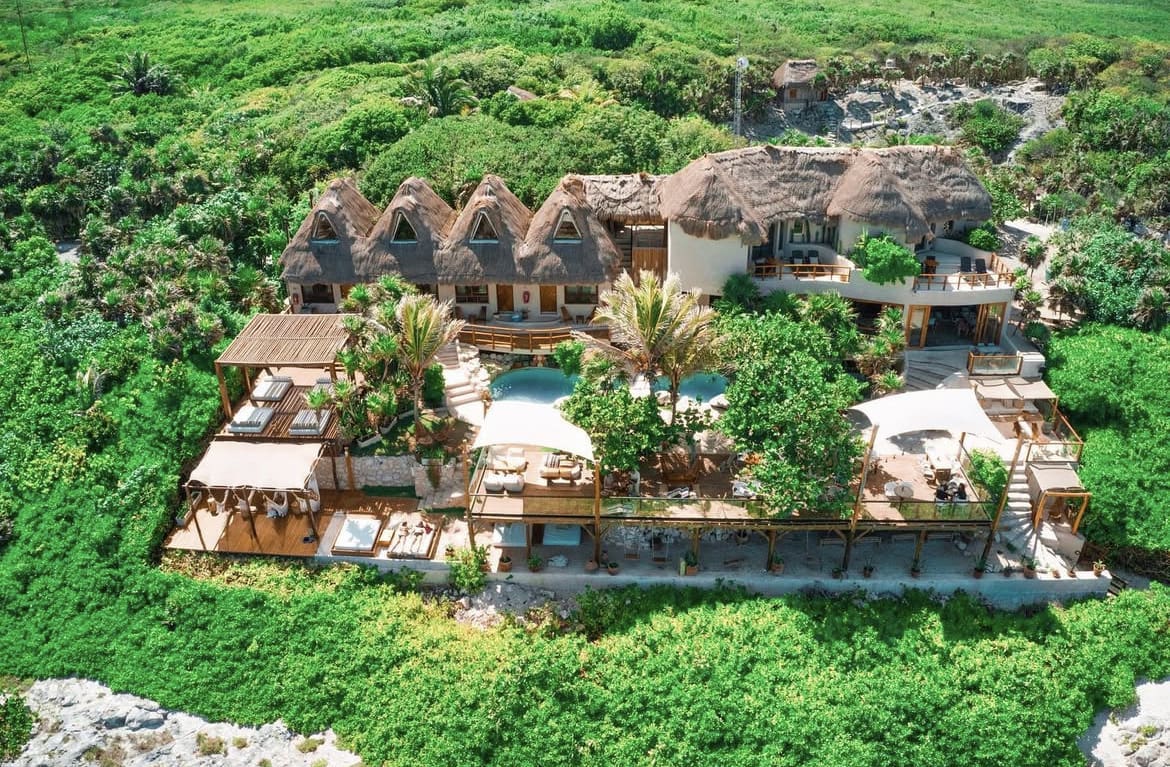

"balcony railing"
[458,325,608,353]
[751,262,851,282]
[857,499,993,524]
[968,351,1023,376]
[1024,408,1085,463]
[913,271,1014,291]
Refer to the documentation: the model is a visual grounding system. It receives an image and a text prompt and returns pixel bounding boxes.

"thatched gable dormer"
[438,175,531,285]
[363,177,456,284]
[827,151,931,242]
[657,155,768,244]
[520,176,622,285]
[280,178,380,285]
[576,173,666,225]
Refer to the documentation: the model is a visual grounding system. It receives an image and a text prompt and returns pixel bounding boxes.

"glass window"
[302,283,334,303]
[553,209,581,241]
[310,213,338,242]
[471,213,497,242]
[564,285,598,304]
[391,215,417,242]
[455,285,489,303]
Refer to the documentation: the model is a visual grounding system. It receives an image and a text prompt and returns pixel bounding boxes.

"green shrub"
[297,737,323,753]
[966,226,1001,251]
[447,546,488,593]
[422,364,446,409]
[852,235,921,285]
[0,691,33,762]
[195,733,225,756]
[950,99,1026,155]
[551,339,585,376]
[968,448,1007,503]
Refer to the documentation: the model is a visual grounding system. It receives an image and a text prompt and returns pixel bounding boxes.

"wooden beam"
[913,530,926,569]
[344,447,356,491]
[593,461,602,563]
[980,434,1024,565]
[215,362,233,419]
[463,442,475,548]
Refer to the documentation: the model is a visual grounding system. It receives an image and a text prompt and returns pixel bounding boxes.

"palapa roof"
[280,178,380,284]
[773,59,819,89]
[438,175,532,284]
[216,313,353,368]
[576,173,665,224]
[362,177,456,284]
[657,145,991,244]
[519,176,622,285]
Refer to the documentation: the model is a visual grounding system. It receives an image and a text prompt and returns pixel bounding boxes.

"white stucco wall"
[667,222,747,296]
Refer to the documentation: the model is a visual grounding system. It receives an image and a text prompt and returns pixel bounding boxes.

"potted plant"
[1050,566,1061,579]
[606,560,620,576]
[1002,565,1015,578]
[832,566,845,580]
[527,554,543,572]
[769,553,785,574]
[862,560,875,579]
[498,554,512,573]
[1093,560,1107,577]
[910,559,922,578]
[584,558,599,573]
[682,550,699,576]
[444,544,456,560]
[973,557,986,579]
[1022,556,1038,579]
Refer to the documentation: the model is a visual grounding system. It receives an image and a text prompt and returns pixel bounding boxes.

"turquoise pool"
[490,368,577,405]
[490,368,728,405]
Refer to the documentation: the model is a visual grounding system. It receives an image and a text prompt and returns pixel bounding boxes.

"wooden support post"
[306,507,320,541]
[344,447,356,491]
[246,509,259,545]
[330,445,340,488]
[691,529,700,560]
[190,494,207,551]
[215,362,233,419]
[913,530,926,568]
[462,442,475,548]
[242,366,253,397]
[525,521,533,561]
[766,530,776,570]
[593,460,602,563]
[980,434,1024,565]
[841,526,855,573]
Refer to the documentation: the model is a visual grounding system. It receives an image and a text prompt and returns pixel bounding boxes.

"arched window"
[471,212,497,242]
[391,214,417,243]
[553,209,582,241]
[310,213,338,242]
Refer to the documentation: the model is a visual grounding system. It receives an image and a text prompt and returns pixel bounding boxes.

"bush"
[852,235,921,285]
[448,545,488,593]
[965,226,1001,251]
[422,364,445,408]
[551,339,585,376]
[950,99,1026,155]
[588,9,639,51]
[0,691,33,762]
[968,448,1007,503]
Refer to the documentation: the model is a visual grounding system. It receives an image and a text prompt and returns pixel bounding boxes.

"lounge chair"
[974,258,988,274]
[251,375,292,403]
[290,408,331,436]
[228,404,275,434]
[959,256,972,273]
[540,453,582,485]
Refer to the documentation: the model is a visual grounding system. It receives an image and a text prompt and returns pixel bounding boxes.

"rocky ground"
[447,581,576,630]
[1080,681,1170,767]
[745,77,1065,156]
[4,679,361,767]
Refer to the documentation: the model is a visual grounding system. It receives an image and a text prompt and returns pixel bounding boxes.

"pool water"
[490,367,577,405]
[490,368,728,405]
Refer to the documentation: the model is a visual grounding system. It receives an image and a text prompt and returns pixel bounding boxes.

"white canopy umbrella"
[473,401,595,461]
[849,388,1004,443]
[187,441,324,491]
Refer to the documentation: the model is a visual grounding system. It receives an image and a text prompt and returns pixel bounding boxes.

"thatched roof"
[576,173,665,224]
[657,145,990,244]
[519,176,623,285]
[773,59,819,89]
[280,178,380,284]
[363,177,456,284]
[438,175,532,285]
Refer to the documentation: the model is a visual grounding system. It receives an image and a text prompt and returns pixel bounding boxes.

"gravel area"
[1080,679,1170,767]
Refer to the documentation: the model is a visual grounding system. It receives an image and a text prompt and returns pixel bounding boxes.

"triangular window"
[311,213,338,242]
[391,214,417,243]
[553,209,581,241]
[471,212,497,242]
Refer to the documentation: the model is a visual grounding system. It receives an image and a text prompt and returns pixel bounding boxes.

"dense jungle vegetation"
[5,0,1170,763]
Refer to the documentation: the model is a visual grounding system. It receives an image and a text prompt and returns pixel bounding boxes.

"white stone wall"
[666,222,748,296]
[315,454,416,491]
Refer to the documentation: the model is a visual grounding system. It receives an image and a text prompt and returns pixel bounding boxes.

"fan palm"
[113,51,177,96]
[395,294,465,437]
[413,64,478,117]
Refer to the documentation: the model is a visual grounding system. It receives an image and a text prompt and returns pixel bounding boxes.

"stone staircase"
[902,350,970,391]
[436,342,490,425]
[993,460,1082,572]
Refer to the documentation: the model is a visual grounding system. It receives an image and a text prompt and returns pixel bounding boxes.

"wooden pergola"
[214,313,354,417]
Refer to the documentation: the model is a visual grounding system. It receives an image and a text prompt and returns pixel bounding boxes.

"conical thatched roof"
[281,178,380,284]
[657,145,990,243]
[519,176,622,285]
[576,173,665,224]
[362,177,456,284]
[657,156,768,243]
[773,59,819,88]
[827,152,930,240]
[437,175,532,284]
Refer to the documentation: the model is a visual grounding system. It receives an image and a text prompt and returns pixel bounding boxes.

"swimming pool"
[490,368,728,405]
[489,367,577,405]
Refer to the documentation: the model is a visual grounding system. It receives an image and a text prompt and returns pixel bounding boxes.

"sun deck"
[216,382,340,442]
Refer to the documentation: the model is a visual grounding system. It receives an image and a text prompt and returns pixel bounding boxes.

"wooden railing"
[1024,408,1085,463]
[751,263,851,282]
[857,499,993,524]
[459,324,607,353]
[968,351,1022,376]
[914,270,1014,291]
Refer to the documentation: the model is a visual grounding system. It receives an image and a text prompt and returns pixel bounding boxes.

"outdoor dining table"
[927,449,956,482]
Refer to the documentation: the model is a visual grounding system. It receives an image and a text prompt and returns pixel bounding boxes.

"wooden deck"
[217,384,340,442]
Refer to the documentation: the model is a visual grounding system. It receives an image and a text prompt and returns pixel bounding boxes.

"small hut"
[280,178,380,309]
[437,175,532,285]
[772,59,826,108]
[827,151,932,244]
[519,176,622,287]
[362,177,457,289]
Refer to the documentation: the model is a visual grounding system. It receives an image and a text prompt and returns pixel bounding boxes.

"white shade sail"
[848,388,1003,442]
[473,401,595,461]
[187,441,325,491]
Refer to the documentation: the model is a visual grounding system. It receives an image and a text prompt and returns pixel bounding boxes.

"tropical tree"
[583,270,719,416]
[112,51,178,96]
[412,64,478,117]
[395,294,464,437]
[1019,236,1046,276]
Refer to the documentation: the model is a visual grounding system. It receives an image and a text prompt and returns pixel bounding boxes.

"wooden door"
[496,284,514,314]
[539,285,558,314]
[974,302,1006,345]
[905,305,930,348]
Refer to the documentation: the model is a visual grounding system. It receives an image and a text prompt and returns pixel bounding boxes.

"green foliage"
[562,357,666,473]
[852,235,921,285]
[950,99,1025,155]
[550,340,585,376]
[587,8,640,51]
[714,273,763,314]
[423,364,445,409]
[965,225,1001,251]
[1047,324,1170,549]
[0,690,33,761]
[967,449,1007,504]
[448,546,488,593]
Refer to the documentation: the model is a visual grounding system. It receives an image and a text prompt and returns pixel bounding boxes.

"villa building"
[772,59,828,109]
[281,144,1011,348]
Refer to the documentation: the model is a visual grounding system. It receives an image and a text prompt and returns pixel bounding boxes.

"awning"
[187,441,325,491]
[848,388,1003,442]
[473,401,595,461]
[971,376,1056,402]
[1027,463,1085,496]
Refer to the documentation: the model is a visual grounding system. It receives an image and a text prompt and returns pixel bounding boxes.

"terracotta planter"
[498,559,512,573]
[769,561,784,575]
[972,568,984,579]
[1023,566,1037,579]
[684,565,699,576]
[607,563,620,576]
[910,568,922,579]
[584,559,599,573]
[863,567,874,579]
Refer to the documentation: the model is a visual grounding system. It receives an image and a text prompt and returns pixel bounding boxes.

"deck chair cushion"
[251,376,292,402]
[228,405,275,433]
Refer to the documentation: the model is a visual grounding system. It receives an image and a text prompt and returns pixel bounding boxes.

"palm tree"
[395,294,465,437]
[412,64,478,117]
[583,270,720,418]
[1132,286,1169,330]
[113,51,178,96]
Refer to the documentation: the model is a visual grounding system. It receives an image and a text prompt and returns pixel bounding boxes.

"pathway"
[436,342,489,426]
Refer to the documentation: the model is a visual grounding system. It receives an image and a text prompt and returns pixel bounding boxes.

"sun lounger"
[290,408,332,436]
[974,258,988,274]
[250,375,292,402]
[539,453,582,485]
[228,404,275,434]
